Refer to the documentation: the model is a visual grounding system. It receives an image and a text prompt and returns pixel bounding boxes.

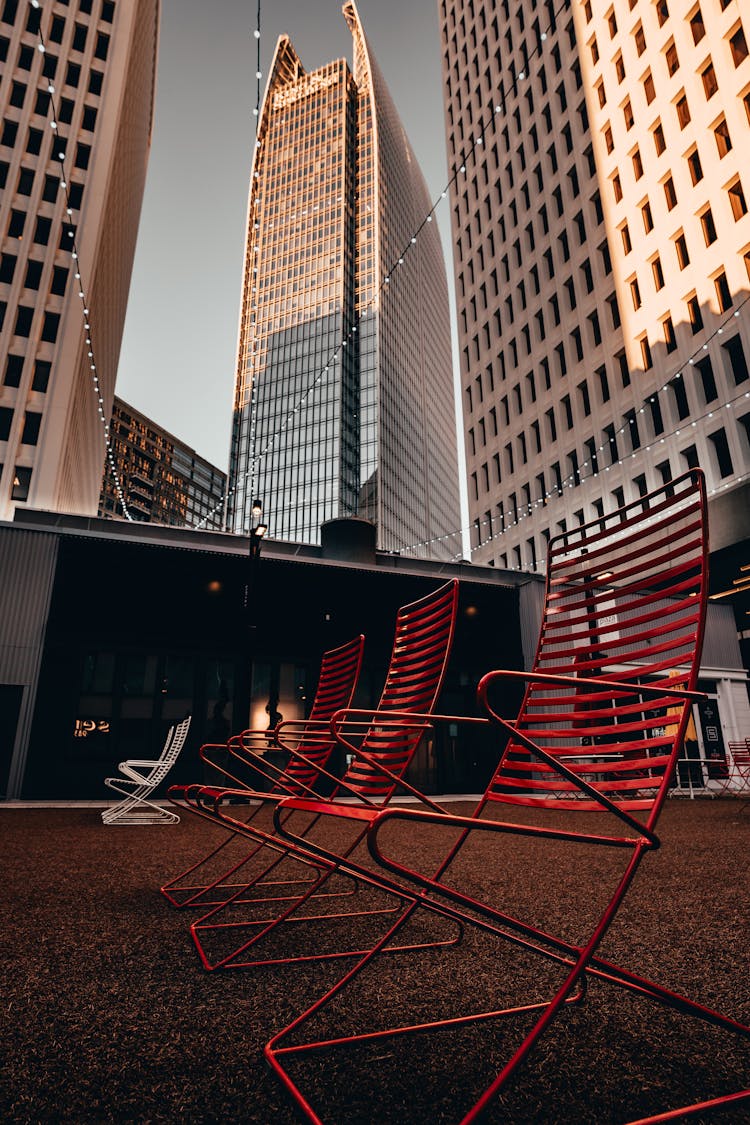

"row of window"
[0,300,60,341]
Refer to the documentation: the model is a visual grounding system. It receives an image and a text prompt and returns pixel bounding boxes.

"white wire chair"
[102,716,192,825]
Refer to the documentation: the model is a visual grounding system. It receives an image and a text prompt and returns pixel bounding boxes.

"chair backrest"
[486,470,707,827]
[334,579,459,801]
[270,635,365,796]
[149,715,192,784]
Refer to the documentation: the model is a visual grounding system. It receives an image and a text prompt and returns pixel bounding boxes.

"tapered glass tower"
[227,2,460,558]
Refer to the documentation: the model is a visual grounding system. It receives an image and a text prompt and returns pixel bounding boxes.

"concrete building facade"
[228,1,461,558]
[439,0,750,576]
[0,0,159,521]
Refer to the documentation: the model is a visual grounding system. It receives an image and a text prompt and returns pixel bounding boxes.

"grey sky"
[116,0,453,472]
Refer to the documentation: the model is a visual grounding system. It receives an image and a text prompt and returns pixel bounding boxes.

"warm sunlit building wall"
[439,0,750,572]
[0,0,159,522]
[228,1,461,558]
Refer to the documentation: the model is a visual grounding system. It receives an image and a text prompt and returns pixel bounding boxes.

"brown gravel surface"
[1,799,748,1123]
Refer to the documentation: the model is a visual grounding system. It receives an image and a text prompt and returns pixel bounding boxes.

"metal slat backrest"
[148,716,192,785]
[487,470,707,825]
[334,580,459,801]
[269,635,365,796]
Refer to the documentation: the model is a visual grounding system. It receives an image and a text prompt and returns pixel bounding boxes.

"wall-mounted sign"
[74,719,111,739]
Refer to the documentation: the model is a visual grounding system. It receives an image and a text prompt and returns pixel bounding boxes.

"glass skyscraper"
[227,1,461,559]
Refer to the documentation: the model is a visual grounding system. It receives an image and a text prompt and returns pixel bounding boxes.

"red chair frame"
[266,470,750,1123]
[160,634,364,909]
[184,578,460,972]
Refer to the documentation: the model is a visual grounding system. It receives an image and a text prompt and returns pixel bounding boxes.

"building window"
[630,276,642,310]
[24,259,42,290]
[32,360,51,393]
[14,305,33,337]
[690,8,705,44]
[643,70,655,103]
[653,121,666,154]
[26,127,42,155]
[652,255,665,290]
[72,23,87,51]
[665,40,679,76]
[674,232,690,269]
[632,147,643,179]
[700,206,717,245]
[728,178,748,220]
[663,176,678,209]
[714,270,733,311]
[663,316,677,353]
[697,355,717,401]
[701,61,718,99]
[640,336,653,370]
[11,466,32,501]
[676,93,691,129]
[729,25,748,68]
[634,23,646,55]
[687,148,703,185]
[41,311,60,343]
[621,222,632,254]
[656,0,669,27]
[75,143,91,170]
[50,266,68,296]
[33,216,51,245]
[612,173,622,203]
[4,354,23,387]
[670,377,690,420]
[708,429,734,477]
[95,32,111,61]
[0,406,12,441]
[681,445,700,471]
[623,98,634,129]
[642,200,653,233]
[607,7,618,37]
[0,252,16,283]
[714,117,732,157]
[603,123,614,152]
[21,411,41,446]
[597,365,610,403]
[687,294,704,333]
[722,334,749,384]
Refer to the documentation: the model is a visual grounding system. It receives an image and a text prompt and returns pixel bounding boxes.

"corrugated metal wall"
[0,528,58,797]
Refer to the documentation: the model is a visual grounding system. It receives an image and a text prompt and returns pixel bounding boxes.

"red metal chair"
[266,469,750,1123]
[722,739,750,797]
[160,634,364,909]
[186,578,459,971]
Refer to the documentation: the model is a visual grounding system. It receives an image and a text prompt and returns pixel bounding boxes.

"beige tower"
[228,2,461,558]
[440,0,750,570]
[0,0,159,521]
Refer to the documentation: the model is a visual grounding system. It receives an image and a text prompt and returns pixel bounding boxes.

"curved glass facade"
[228,2,460,558]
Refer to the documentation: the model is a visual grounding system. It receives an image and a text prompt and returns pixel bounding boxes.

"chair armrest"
[478,668,706,705]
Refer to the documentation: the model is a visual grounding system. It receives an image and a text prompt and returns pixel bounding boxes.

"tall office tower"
[0,0,159,522]
[440,0,750,573]
[228,1,461,557]
[99,397,227,529]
